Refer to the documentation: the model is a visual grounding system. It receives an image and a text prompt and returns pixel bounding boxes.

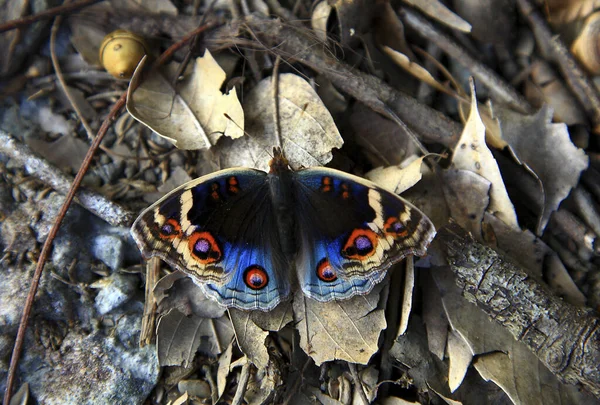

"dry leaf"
[217,342,233,399]
[292,285,386,365]
[402,0,472,32]
[441,169,490,240]
[383,46,451,94]
[127,50,244,150]
[446,329,473,392]
[546,0,600,25]
[228,308,269,369]
[156,309,234,366]
[493,104,589,234]
[311,1,332,43]
[365,156,425,194]
[451,89,519,230]
[250,302,293,331]
[215,73,343,171]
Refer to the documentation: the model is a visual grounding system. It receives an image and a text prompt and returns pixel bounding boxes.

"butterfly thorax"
[267,157,296,257]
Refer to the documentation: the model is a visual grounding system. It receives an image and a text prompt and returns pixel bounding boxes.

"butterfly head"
[269,147,291,174]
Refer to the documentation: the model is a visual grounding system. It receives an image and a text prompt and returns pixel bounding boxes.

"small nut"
[99,29,148,79]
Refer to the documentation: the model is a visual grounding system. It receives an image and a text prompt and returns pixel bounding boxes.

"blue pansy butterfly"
[131,149,436,311]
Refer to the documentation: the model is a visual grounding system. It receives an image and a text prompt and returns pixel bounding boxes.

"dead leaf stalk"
[349,363,370,405]
[231,362,251,405]
[439,225,600,398]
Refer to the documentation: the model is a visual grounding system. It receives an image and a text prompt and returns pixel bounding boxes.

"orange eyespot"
[227,176,240,194]
[188,231,221,264]
[384,217,408,237]
[159,218,182,239]
[340,183,351,199]
[342,229,378,259]
[316,258,337,282]
[244,265,269,290]
[210,182,221,201]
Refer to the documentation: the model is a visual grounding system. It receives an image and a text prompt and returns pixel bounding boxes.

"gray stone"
[93,272,138,315]
[91,234,125,271]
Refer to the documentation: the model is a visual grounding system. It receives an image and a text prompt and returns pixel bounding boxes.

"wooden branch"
[438,224,600,398]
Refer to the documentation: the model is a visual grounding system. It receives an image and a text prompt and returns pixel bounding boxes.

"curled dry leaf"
[311,1,332,43]
[215,73,343,171]
[292,284,386,366]
[451,90,519,230]
[493,104,588,234]
[127,50,244,150]
[572,11,600,75]
[545,0,600,25]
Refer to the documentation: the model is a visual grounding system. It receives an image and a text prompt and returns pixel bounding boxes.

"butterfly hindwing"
[131,168,290,310]
[292,168,435,302]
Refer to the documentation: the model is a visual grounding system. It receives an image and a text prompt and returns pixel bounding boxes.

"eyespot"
[210,182,221,201]
[384,217,409,237]
[188,231,221,264]
[159,218,182,239]
[316,258,337,282]
[244,265,269,290]
[342,229,378,259]
[340,183,351,200]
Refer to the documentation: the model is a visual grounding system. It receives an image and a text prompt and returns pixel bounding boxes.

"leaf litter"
[2,0,600,404]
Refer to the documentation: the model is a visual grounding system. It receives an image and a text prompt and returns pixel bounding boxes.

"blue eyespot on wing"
[292,167,435,302]
[131,168,289,311]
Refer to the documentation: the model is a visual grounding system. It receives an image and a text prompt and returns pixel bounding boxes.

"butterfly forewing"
[131,168,291,310]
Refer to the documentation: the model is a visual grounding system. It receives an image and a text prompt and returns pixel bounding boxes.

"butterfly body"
[132,149,436,311]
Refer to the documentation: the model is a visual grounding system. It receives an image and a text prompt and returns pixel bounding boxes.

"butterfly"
[131,148,436,311]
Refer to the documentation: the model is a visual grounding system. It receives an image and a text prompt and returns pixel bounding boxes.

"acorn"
[99,30,148,79]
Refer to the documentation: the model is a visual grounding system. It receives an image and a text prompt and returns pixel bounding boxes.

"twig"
[0,131,134,227]
[439,224,600,398]
[0,0,103,34]
[348,363,370,405]
[139,257,160,347]
[231,362,251,405]
[400,7,533,115]
[515,0,600,130]
[2,21,218,404]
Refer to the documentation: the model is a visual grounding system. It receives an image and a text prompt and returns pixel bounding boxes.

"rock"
[91,234,125,271]
[92,272,138,315]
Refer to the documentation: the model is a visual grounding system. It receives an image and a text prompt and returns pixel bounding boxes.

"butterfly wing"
[131,168,290,311]
[293,168,435,302]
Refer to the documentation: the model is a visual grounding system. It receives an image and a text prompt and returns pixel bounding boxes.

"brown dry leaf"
[132,0,178,15]
[365,156,425,194]
[228,308,269,369]
[399,258,415,336]
[402,0,472,32]
[292,285,386,365]
[546,0,600,25]
[127,51,244,150]
[451,90,519,230]
[433,268,596,403]
[441,169,490,240]
[250,302,293,331]
[156,309,234,366]
[215,73,343,171]
[493,104,589,234]
[382,46,452,95]
[244,366,277,405]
